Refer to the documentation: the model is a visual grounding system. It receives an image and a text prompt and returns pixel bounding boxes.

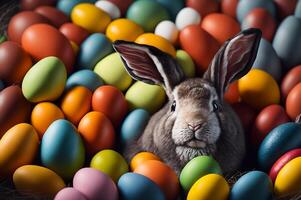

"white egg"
[155,20,179,44]
[175,7,201,30]
[95,0,121,19]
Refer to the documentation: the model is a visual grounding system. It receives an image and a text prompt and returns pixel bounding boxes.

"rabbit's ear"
[113,40,185,95]
[203,28,262,98]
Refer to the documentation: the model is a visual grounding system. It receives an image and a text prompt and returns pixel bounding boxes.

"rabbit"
[113,28,262,175]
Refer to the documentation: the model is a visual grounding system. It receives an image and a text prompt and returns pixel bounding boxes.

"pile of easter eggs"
[1,0,301,199]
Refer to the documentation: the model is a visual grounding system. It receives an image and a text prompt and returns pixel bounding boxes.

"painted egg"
[155,20,179,44]
[238,69,280,110]
[73,168,118,200]
[56,0,96,16]
[94,52,132,91]
[21,0,56,10]
[201,13,241,44]
[180,156,222,192]
[106,0,132,16]
[78,111,115,155]
[0,123,39,177]
[274,157,301,197]
[186,0,219,17]
[258,122,301,171]
[66,69,103,91]
[176,49,195,78]
[232,102,257,131]
[118,172,165,200]
[95,0,121,19]
[34,6,69,28]
[22,56,67,103]
[156,0,183,20]
[221,0,239,18]
[41,119,85,179]
[275,0,297,19]
[106,18,144,42]
[134,160,179,200]
[126,0,170,32]
[130,152,161,171]
[77,33,113,70]
[61,86,92,125]
[224,81,240,104]
[175,7,201,30]
[281,65,301,99]
[229,171,273,200]
[59,23,89,46]
[13,165,65,198]
[121,109,150,144]
[90,149,128,182]
[125,81,166,114]
[31,102,64,139]
[55,187,87,200]
[286,83,301,120]
[187,174,229,200]
[0,41,32,84]
[71,3,111,33]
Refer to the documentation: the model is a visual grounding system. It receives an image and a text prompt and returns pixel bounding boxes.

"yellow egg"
[238,69,280,110]
[106,18,144,42]
[274,157,301,197]
[71,3,111,33]
[187,174,229,200]
[0,123,39,178]
[135,33,176,57]
[13,165,65,198]
[70,40,79,55]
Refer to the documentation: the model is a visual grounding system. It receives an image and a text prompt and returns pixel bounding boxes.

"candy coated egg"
[229,171,272,200]
[22,56,67,103]
[92,85,127,127]
[55,187,87,200]
[258,122,301,171]
[31,102,64,138]
[125,81,166,114]
[71,3,111,33]
[0,123,39,177]
[286,83,301,120]
[238,69,280,110]
[156,0,183,20]
[94,52,132,91]
[35,6,69,28]
[0,41,32,84]
[275,0,297,19]
[78,111,115,155]
[135,33,176,57]
[106,0,132,16]
[73,168,118,200]
[155,20,179,44]
[13,165,65,198]
[7,11,50,43]
[224,82,240,104]
[232,102,257,131]
[21,24,74,73]
[59,23,89,46]
[201,13,240,44]
[66,69,103,91]
[41,119,85,179]
[90,149,128,182]
[187,174,229,200]
[130,152,161,171]
[21,0,56,10]
[180,156,222,192]
[186,0,219,17]
[57,0,96,16]
[175,7,201,30]
[118,172,165,200]
[126,0,170,32]
[281,65,301,99]
[274,157,301,197]
[221,0,239,18]
[176,49,195,78]
[77,33,113,69]
[106,18,144,42]
[121,109,150,144]
[95,0,121,19]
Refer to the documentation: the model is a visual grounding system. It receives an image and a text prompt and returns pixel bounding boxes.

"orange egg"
[31,102,64,139]
[34,6,69,28]
[221,0,239,18]
[78,111,115,155]
[281,65,301,100]
[186,0,219,17]
[61,86,92,125]
[59,23,89,46]
[201,13,241,44]
[274,0,298,19]
[224,81,240,104]
[286,83,301,120]
[130,152,161,171]
[134,160,179,200]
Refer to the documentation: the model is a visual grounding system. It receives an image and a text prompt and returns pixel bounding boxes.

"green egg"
[125,81,166,114]
[94,53,132,91]
[176,50,195,78]
[22,56,67,103]
[0,34,6,44]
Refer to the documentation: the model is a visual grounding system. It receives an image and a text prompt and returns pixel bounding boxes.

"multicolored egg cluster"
[1,0,301,199]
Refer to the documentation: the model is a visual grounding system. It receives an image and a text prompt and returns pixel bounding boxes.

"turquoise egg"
[258,122,301,171]
[230,171,273,200]
[57,0,96,16]
[77,33,113,70]
[65,69,103,91]
[295,0,301,18]
[121,109,150,144]
[118,172,165,200]
[41,119,85,180]
[156,0,184,20]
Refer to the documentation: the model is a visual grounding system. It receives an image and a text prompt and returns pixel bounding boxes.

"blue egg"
[295,0,301,18]
[41,119,85,179]
[66,69,103,91]
[258,122,301,171]
[273,16,301,70]
[230,171,273,200]
[57,0,96,16]
[121,109,150,144]
[156,0,184,20]
[0,80,5,91]
[118,173,165,200]
[252,38,282,82]
[236,0,276,22]
[77,33,113,70]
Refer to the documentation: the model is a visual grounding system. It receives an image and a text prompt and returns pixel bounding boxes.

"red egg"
[224,81,240,104]
[281,65,301,99]
[201,13,241,44]
[221,0,239,18]
[242,8,276,41]
[286,83,301,120]
[35,6,69,28]
[21,0,56,10]
[59,23,90,46]
[21,24,74,73]
[107,0,133,16]
[232,102,257,132]
[186,0,219,17]
[179,25,220,73]
[274,0,298,20]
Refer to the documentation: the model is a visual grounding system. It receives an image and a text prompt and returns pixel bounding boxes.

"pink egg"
[54,187,87,200]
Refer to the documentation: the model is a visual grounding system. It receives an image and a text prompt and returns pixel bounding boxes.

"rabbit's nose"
[188,123,202,131]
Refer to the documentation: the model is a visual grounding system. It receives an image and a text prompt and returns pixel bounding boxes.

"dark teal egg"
[156,0,184,20]
[66,69,103,91]
[57,0,96,16]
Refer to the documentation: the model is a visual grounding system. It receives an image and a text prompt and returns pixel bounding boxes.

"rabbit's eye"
[212,100,220,112]
[171,101,176,112]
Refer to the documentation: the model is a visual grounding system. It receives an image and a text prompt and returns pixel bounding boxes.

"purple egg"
[54,187,87,200]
